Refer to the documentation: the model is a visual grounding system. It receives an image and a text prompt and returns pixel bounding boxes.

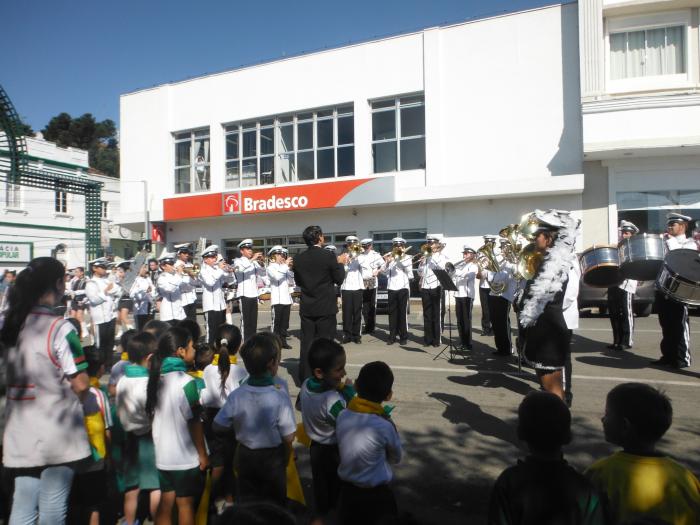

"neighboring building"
[119,2,584,297]
[579,0,700,244]
[0,134,138,270]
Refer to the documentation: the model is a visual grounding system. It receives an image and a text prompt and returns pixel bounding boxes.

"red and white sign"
[163,177,394,221]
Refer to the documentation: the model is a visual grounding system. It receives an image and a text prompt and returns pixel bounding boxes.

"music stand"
[432,268,458,362]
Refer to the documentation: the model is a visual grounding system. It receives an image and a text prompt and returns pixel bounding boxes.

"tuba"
[476,238,506,295]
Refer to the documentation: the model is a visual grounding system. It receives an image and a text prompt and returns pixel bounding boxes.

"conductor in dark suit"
[292,225,346,383]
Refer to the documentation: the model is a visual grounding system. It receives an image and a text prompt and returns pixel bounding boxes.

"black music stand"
[432,268,458,362]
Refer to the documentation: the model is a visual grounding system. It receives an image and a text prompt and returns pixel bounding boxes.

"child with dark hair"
[71,345,113,525]
[488,391,605,525]
[213,333,296,506]
[109,328,138,397]
[146,326,209,525]
[116,331,161,525]
[142,319,171,341]
[202,324,246,512]
[178,318,202,344]
[586,383,700,525]
[336,361,401,525]
[300,338,355,518]
[216,501,296,525]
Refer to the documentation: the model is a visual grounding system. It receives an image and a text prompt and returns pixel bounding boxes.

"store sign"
[164,177,395,221]
[0,242,32,263]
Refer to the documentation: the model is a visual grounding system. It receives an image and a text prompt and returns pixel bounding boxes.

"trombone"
[384,245,412,262]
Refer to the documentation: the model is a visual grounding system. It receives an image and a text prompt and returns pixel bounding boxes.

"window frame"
[371,94,426,174]
[5,182,22,210]
[605,10,692,94]
[54,182,69,214]
[173,127,211,195]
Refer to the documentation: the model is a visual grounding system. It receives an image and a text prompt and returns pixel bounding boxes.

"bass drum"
[580,245,621,287]
[656,249,700,305]
[619,233,666,281]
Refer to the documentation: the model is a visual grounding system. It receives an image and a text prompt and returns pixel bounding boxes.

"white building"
[579,0,700,244]
[119,2,584,291]
[0,135,138,269]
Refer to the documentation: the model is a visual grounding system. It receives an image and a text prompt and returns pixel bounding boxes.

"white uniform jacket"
[382,256,412,291]
[174,260,199,306]
[234,257,265,299]
[341,257,364,291]
[266,263,294,306]
[417,252,449,289]
[157,271,185,321]
[563,263,580,330]
[487,262,518,303]
[200,263,229,312]
[85,276,121,325]
[357,250,384,288]
[453,261,479,299]
[666,234,698,251]
[129,276,153,316]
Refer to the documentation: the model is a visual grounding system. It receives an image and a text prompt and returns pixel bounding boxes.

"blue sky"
[3,0,555,131]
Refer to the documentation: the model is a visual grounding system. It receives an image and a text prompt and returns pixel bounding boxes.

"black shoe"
[386,339,395,345]
[650,358,670,366]
[353,337,362,344]
[432,342,440,348]
[613,345,624,352]
[622,344,632,350]
[671,362,690,369]
[423,341,432,347]
[482,330,493,336]
[399,339,408,345]
[465,343,473,350]
[606,344,618,350]
[341,335,352,344]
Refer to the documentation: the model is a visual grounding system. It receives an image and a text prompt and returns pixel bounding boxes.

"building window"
[222,232,354,261]
[372,95,425,174]
[5,183,21,209]
[224,104,354,189]
[55,183,68,213]
[610,25,685,80]
[617,190,700,235]
[174,128,210,194]
[101,201,109,219]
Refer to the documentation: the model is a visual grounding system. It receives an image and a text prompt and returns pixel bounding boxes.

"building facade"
[119,3,584,293]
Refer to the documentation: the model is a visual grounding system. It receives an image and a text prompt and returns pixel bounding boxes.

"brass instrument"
[476,238,506,295]
[386,245,412,261]
[412,242,433,260]
[517,243,545,281]
[347,242,362,259]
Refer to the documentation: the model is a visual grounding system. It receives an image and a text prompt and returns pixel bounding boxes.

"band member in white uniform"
[147,258,161,315]
[653,212,697,368]
[129,263,154,331]
[200,245,232,343]
[233,238,266,340]
[452,246,479,351]
[358,238,384,335]
[487,246,518,357]
[340,235,364,344]
[417,234,449,347]
[382,237,412,345]
[267,245,294,349]
[68,266,88,334]
[174,243,198,322]
[607,220,639,351]
[156,252,185,324]
[85,257,121,366]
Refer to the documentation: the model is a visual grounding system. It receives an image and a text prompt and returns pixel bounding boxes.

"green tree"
[42,113,119,178]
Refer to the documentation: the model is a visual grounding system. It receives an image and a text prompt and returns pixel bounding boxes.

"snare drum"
[580,245,622,287]
[656,249,700,305]
[619,233,666,281]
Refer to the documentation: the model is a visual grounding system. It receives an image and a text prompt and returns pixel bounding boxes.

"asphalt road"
[250,305,700,524]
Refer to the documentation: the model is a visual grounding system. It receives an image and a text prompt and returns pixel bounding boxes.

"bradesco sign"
[163,177,395,221]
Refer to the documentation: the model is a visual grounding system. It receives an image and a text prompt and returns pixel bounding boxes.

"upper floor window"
[610,25,685,80]
[5,183,21,209]
[174,128,210,194]
[55,183,68,213]
[101,201,109,219]
[224,105,354,189]
[371,95,425,174]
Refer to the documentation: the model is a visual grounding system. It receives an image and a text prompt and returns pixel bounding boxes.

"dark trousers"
[489,295,512,355]
[240,296,258,341]
[479,287,492,333]
[455,297,473,347]
[272,304,291,339]
[341,290,363,339]
[205,309,226,344]
[310,442,341,515]
[134,313,153,332]
[362,288,377,333]
[564,329,573,405]
[387,289,409,341]
[338,481,398,525]
[420,287,443,345]
[656,291,692,366]
[235,444,286,507]
[608,287,634,346]
[183,302,197,323]
[96,319,116,368]
[299,314,337,383]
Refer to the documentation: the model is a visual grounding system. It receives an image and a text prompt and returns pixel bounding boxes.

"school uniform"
[383,255,412,344]
[358,249,384,334]
[267,262,294,343]
[129,276,153,331]
[300,379,355,514]
[418,252,449,346]
[174,259,199,322]
[608,279,637,349]
[488,264,518,356]
[453,261,479,349]
[157,270,186,323]
[214,376,296,506]
[200,262,231,343]
[234,256,265,340]
[336,405,402,525]
[341,257,364,343]
[85,275,121,366]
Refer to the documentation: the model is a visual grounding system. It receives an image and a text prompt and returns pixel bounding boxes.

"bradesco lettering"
[243,195,309,212]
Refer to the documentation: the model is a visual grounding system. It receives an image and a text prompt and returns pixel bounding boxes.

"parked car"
[578,278,655,317]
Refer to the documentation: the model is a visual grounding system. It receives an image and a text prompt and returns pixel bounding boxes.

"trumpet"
[384,245,412,261]
[346,242,363,259]
[412,243,433,261]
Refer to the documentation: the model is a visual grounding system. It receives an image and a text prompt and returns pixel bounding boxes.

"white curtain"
[645,28,664,76]
[626,30,645,78]
[610,26,684,80]
[664,26,684,75]
[610,32,626,80]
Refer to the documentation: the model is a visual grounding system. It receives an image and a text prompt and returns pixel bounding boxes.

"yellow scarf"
[120,351,129,361]
[187,370,204,379]
[89,377,101,389]
[212,354,237,366]
[348,397,386,417]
